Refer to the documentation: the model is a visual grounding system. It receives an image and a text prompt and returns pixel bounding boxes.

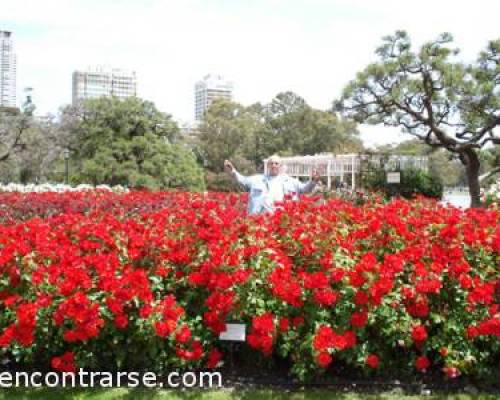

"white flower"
[0,183,130,193]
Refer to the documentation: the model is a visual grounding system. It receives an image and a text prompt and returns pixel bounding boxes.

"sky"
[2,0,499,147]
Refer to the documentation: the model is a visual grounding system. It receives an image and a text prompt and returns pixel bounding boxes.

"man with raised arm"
[224,155,321,215]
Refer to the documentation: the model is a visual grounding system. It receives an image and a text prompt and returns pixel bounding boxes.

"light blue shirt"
[232,171,316,214]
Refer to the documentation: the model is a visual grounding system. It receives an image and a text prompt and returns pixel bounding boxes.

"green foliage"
[0,107,29,165]
[363,167,443,199]
[63,97,205,191]
[0,105,57,183]
[197,99,257,173]
[264,92,363,156]
[375,142,466,187]
[196,93,362,187]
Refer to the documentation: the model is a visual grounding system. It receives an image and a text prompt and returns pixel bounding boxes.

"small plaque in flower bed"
[219,323,246,341]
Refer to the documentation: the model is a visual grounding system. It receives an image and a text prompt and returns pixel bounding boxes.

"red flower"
[443,366,460,378]
[412,325,428,344]
[313,289,338,307]
[350,310,368,328]
[316,352,332,368]
[0,326,15,348]
[114,314,128,329]
[313,326,334,351]
[349,271,367,288]
[468,283,494,305]
[279,318,290,333]
[177,340,204,361]
[416,278,442,295]
[106,297,124,314]
[343,330,357,349]
[139,304,153,319]
[175,324,192,344]
[51,351,76,373]
[155,320,176,338]
[303,272,329,289]
[247,313,276,356]
[206,348,223,369]
[353,291,369,306]
[459,274,472,289]
[331,332,347,350]
[415,356,430,371]
[203,311,226,334]
[331,268,345,282]
[366,354,379,369]
[466,325,479,339]
[252,313,275,335]
[406,298,429,318]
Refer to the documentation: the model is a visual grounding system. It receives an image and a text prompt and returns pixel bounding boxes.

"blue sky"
[2,0,499,147]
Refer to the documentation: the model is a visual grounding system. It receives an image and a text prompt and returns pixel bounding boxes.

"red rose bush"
[0,191,498,380]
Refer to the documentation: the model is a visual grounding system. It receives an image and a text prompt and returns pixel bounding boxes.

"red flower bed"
[0,191,498,380]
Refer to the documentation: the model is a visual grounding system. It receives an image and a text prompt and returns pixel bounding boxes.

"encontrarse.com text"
[0,370,222,388]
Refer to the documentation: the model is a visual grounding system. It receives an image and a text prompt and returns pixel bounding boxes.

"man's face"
[267,160,281,176]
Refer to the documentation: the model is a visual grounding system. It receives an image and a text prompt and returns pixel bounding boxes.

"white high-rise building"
[194,74,233,120]
[72,66,137,105]
[0,30,17,108]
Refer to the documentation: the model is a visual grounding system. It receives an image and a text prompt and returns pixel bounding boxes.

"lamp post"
[63,148,70,184]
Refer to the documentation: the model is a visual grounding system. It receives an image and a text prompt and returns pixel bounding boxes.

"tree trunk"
[460,149,482,208]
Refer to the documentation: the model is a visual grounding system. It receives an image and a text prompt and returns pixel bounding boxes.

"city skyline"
[1,0,499,147]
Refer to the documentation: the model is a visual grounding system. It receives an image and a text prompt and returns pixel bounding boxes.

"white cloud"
[2,0,499,146]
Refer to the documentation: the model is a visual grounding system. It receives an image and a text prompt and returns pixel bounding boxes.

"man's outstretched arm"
[296,168,321,193]
[224,160,251,189]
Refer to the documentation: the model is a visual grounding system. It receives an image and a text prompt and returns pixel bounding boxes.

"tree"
[61,97,205,190]
[243,102,273,171]
[266,92,362,156]
[197,95,362,175]
[0,95,49,183]
[0,102,31,164]
[302,109,363,155]
[479,146,500,184]
[5,115,61,183]
[338,31,499,207]
[197,99,256,173]
[265,92,309,154]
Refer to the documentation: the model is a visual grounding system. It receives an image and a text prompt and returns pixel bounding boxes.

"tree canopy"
[338,31,499,206]
[197,92,362,182]
[0,106,30,164]
[62,97,205,190]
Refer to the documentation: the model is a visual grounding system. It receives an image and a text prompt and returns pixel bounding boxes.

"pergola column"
[327,161,331,189]
[351,155,356,190]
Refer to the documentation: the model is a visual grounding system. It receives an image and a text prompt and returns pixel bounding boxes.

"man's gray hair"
[267,155,281,164]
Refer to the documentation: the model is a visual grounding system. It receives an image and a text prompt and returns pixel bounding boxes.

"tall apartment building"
[0,30,17,108]
[72,66,137,105]
[194,74,233,120]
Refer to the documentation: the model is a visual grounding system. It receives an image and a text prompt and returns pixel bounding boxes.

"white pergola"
[264,153,428,190]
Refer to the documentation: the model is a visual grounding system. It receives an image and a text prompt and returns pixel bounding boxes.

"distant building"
[179,120,200,135]
[72,66,137,105]
[194,74,233,120]
[179,120,202,144]
[265,153,429,190]
[0,30,17,108]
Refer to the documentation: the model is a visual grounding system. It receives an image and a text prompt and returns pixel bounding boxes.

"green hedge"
[362,167,443,199]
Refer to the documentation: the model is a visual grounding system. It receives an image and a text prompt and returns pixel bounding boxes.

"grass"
[0,388,498,400]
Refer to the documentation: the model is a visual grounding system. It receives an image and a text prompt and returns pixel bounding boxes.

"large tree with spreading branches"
[338,31,499,207]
